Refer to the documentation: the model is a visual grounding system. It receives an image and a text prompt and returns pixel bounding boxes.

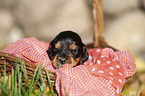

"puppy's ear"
[46,41,54,61]
[81,45,88,63]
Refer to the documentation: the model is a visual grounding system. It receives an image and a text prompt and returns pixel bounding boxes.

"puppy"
[46,31,88,69]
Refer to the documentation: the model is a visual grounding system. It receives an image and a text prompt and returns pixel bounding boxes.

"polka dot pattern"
[92,67,96,72]
[116,65,120,68]
[98,70,104,73]
[106,61,111,64]
[97,60,101,64]
[2,38,136,96]
[109,72,114,75]
[109,67,114,70]
[83,48,136,95]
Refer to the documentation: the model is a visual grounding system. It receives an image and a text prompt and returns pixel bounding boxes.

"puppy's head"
[47,31,88,69]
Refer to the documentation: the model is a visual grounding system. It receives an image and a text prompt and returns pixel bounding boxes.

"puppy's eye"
[55,42,62,49]
[69,44,77,50]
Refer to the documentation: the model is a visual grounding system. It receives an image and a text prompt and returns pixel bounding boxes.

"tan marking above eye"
[69,43,77,50]
[55,42,62,49]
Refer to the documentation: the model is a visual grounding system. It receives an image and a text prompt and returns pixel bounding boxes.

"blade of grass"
[46,70,57,96]
[0,62,10,96]
[0,57,57,96]
[20,60,28,82]
[14,61,18,95]
[29,65,42,96]
[36,66,45,95]
[0,85,10,96]
[6,73,10,89]
[30,65,40,87]
[3,61,6,85]
[17,63,22,96]
[20,84,27,96]
[11,67,14,95]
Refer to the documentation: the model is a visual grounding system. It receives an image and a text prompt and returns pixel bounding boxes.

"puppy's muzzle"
[52,54,81,69]
[58,57,67,64]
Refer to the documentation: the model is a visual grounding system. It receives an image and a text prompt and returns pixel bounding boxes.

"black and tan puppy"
[47,31,88,69]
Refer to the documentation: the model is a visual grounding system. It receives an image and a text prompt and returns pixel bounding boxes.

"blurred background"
[0,0,145,95]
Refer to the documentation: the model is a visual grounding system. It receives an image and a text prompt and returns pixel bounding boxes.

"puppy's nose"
[58,57,67,64]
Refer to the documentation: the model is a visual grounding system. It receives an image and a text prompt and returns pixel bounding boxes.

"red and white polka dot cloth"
[2,37,136,96]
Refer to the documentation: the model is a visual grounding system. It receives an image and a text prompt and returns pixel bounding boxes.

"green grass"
[0,59,58,96]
